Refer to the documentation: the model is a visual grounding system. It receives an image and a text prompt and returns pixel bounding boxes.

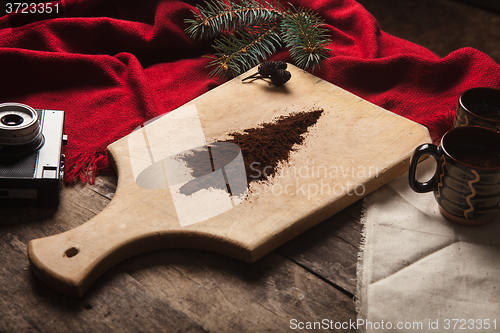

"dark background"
[357,0,500,63]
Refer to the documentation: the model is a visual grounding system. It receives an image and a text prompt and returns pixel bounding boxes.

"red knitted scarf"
[1,0,499,183]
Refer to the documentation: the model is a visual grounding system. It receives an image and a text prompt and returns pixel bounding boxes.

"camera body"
[0,103,66,206]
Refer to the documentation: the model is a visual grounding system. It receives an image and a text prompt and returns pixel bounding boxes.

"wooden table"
[1,173,362,332]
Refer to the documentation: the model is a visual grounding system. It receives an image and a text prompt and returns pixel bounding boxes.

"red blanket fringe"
[64,151,111,185]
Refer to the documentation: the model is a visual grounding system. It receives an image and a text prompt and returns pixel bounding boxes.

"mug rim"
[441,125,500,170]
[459,87,500,123]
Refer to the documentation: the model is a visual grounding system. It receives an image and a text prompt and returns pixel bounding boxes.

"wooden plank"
[112,250,358,333]
[89,173,118,200]
[0,184,207,333]
[1,175,360,332]
[277,203,362,296]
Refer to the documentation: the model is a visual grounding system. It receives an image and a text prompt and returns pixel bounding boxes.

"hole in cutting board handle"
[64,247,79,258]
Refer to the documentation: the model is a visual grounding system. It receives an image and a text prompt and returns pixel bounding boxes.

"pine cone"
[274,61,287,70]
[242,61,290,85]
[270,69,291,86]
[258,62,276,78]
[258,61,288,78]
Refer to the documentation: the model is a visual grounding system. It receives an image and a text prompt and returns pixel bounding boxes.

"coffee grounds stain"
[177,109,323,196]
[224,109,323,184]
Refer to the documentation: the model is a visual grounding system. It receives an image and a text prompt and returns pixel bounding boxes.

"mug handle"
[408,143,440,193]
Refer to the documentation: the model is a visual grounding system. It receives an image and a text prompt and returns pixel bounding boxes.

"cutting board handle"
[27,198,174,298]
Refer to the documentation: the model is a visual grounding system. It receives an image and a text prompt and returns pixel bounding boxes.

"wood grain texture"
[27,64,430,297]
[1,175,361,332]
[277,199,364,296]
[0,176,207,333]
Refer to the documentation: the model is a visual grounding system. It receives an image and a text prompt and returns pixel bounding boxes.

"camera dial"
[0,103,44,156]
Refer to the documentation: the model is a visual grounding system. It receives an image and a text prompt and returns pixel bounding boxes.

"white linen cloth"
[357,158,500,333]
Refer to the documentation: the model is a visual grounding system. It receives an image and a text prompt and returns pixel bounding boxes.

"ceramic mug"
[454,87,500,131]
[409,126,500,226]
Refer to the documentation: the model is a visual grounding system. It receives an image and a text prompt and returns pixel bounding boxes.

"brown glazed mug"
[409,126,500,226]
[454,87,500,131]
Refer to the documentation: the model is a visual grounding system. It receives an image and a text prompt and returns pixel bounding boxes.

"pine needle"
[185,0,283,40]
[184,0,331,81]
[280,8,330,72]
[206,24,283,82]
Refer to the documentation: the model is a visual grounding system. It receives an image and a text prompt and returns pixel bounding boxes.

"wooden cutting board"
[28,64,431,297]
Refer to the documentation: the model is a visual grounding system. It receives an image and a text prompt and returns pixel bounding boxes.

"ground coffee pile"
[178,109,323,196]
[224,109,323,184]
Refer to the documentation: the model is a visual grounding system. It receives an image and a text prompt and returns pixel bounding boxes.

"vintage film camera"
[0,103,66,206]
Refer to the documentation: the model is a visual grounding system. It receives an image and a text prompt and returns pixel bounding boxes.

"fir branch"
[280,8,330,72]
[206,24,283,81]
[185,0,283,41]
[184,0,332,81]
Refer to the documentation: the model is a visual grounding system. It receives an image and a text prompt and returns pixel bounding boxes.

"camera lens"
[0,103,44,156]
[1,114,24,126]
